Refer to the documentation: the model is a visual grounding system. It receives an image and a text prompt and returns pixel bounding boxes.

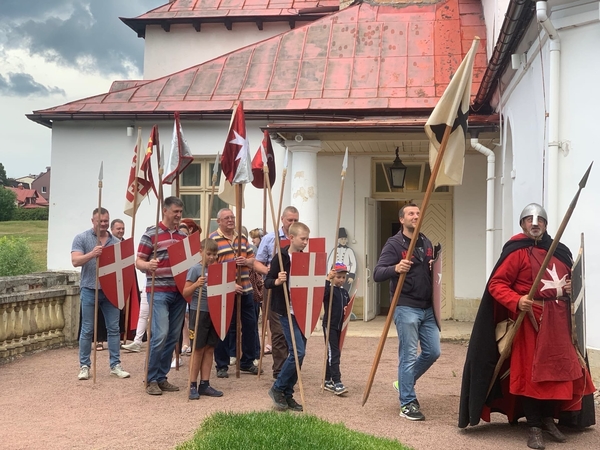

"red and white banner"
[338,293,356,351]
[207,261,237,340]
[167,231,202,303]
[279,237,326,253]
[98,238,136,310]
[164,112,193,185]
[221,102,253,185]
[289,251,327,337]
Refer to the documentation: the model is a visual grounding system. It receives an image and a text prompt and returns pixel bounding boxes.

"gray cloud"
[0,72,66,96]
[1,0,164,78]
[0,72,65,97]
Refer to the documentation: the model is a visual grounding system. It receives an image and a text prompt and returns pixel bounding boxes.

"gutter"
[473,0,536,112]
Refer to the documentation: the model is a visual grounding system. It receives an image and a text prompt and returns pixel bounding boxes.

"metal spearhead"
[213,152,220,175]
[98,162,103,181]
[342,147,348,172]
[283,148,288,169]
[579,161,593,189]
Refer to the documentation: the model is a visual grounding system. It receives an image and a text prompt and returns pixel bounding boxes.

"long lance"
[234,182,244,378]
[486,162,593,398]
[187,153,220,400]
[321,148,348,391]
[258,147,287,379]
[362,125,454,406]
[123,127,143,345]
[143,144,164,388]
[262,146,306,410]
[92,162,103,384]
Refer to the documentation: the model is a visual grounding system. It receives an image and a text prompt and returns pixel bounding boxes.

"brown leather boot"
[527,427,545,449]
[541,417,567,442]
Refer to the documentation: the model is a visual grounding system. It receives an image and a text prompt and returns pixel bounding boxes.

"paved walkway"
[1,319,597,450]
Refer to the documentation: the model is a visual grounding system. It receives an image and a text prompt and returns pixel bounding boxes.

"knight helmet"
[519,203,548,226]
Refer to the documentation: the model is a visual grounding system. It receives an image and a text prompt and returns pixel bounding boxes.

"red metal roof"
[6,187,49,207]
[30,0,488,124]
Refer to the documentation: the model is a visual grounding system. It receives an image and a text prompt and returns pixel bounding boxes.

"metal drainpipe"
[537,1,561,234]
[471,138,496,277]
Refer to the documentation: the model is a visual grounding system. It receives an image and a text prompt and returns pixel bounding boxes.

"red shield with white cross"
[167,231,201,303]
[98,238,136,310]
[338,293,356,351]
[290,251,327,337]
[207,261,237,340]
[279,237,325,253]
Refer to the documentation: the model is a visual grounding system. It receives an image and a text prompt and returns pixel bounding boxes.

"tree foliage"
[0,236,39,276]
[0,163,7,186]
[0,187,17,221]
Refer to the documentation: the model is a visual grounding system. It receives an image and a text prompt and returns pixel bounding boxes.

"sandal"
[264,345,272,355]
[95,343,104,351]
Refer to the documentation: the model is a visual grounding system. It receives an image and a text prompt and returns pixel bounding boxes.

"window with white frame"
[179,159,228,234]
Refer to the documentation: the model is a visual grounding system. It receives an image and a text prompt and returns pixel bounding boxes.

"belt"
[532,296,569,306]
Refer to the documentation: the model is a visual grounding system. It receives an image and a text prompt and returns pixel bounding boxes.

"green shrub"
[0,188,17,221]
[0,236,39,276]
[11,207,49,221]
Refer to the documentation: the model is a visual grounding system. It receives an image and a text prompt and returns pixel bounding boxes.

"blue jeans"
[394,306,440,407]
[273,314,306,398]
[214,292,258,370]
[147,291,187,383]
[79,287,121,368]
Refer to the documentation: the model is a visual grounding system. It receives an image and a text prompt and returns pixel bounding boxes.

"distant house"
[14,175,37,187]
[32,167,51,202]
[5,184,49,208]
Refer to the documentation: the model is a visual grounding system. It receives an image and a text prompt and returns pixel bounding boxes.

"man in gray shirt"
[71,207,130,381]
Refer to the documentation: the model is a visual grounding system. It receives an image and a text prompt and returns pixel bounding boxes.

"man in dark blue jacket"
[374,203,440,421]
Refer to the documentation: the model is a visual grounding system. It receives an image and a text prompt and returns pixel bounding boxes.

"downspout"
[536,1,561,233]
[471,137,496,277]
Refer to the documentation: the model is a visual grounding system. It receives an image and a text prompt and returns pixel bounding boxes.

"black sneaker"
[286,396,303,412]
[241,365,263,375]
[400,401,425,421]
[333,382,348,396]
[199,385,223,397]
[323,380,335,393]
[268,387,287,411]
[216,368,229,378]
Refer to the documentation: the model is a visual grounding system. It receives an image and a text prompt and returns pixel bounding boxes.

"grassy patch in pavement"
[176,411,411,450]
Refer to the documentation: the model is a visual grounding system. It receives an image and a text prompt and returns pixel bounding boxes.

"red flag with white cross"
[98,238,136,310]
[289,251,327,337]
[167,231,202,303]
[221,102,253,185]
[207,261,237,340]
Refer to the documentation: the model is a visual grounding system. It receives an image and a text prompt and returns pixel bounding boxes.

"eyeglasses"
[220,216,235,221]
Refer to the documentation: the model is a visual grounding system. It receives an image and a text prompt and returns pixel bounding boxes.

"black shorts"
[189,310,220,349]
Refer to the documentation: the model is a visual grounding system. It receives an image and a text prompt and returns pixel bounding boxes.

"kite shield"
[571,233,586,358]
[432,243,442,331]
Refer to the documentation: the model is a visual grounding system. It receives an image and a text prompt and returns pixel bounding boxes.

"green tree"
[0,236,38,276]
[0,187,17,221]
[0,163,7,186]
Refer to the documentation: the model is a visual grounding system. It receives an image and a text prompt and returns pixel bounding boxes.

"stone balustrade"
[0,272,80,362]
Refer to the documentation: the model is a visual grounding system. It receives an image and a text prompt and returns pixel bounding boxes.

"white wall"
[453,153,487,299]
[500,16,600,349]
[143,22,300,79]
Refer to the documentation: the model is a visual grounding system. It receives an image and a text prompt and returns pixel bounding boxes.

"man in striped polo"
[136,196,187,395]
[209,208,261,378]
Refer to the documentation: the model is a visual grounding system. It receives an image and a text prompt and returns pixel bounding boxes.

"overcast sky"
[0,0,165,178]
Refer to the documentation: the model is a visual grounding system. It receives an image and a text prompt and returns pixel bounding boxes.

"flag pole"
[486,162,593,398]
[143,144,164,388]
[92,162,103,384]
[362,124,453,406]
[263,149,306,411]
[233,183,243,378]
[258,147,287,379]
[123,128,143,345]
[187,153,220,400]
[321,148,348,391]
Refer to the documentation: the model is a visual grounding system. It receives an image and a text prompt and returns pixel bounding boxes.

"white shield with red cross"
[279,237,325,253]
[289,251,327,337]
[338,293,356,351]
[98,238,136,310]
[167,231,201,303]
[207,261,237,340]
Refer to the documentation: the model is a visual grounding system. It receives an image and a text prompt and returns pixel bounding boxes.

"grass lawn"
[0,220,48,271]
[176,411,411,450]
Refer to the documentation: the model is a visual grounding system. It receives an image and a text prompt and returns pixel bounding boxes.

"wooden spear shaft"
[92,162,103,384]
[486,161,593,398]
[187,154,219,400]
[235,183,243,378]
[321,149,347,391]
[123,128,143,345]
[362,124,453,406]
[143,147,164,387]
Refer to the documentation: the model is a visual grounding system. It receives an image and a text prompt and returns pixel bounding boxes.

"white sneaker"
[78,365,90,380]
[110,364,130,378]
[121,342,141,353]
[171,357,183,369]
[229,357,237,366]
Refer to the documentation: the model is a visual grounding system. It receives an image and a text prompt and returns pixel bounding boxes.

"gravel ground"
[0,337,597,450]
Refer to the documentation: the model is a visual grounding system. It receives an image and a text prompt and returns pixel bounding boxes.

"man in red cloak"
[458,203,595,449]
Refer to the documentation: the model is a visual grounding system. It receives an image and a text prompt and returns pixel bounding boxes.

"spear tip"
[98,161,103,180]
[579,161,593,189]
